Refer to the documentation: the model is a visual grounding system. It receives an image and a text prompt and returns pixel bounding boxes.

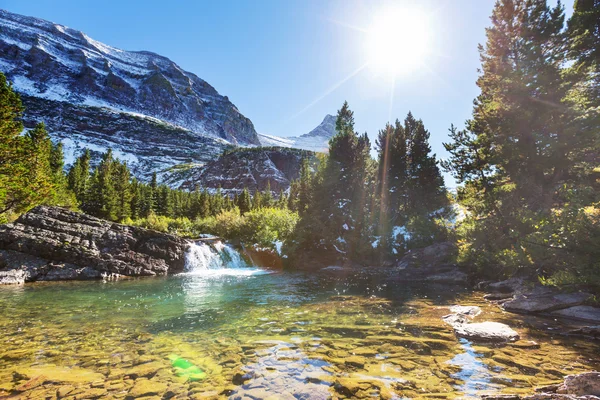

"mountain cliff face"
[258,114,336,153]
[0,9,258,181]
[178,148,317,194]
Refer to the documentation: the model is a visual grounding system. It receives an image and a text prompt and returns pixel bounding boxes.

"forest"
[0,0,598,288]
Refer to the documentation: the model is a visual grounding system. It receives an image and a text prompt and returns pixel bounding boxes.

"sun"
[365,6,433,78]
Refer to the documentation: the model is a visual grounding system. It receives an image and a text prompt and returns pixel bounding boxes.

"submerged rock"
[454,321,520,343]
[443,304,519,343]
[0,206,189,283]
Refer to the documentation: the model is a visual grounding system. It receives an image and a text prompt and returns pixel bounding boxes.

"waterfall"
[184,241,251,273]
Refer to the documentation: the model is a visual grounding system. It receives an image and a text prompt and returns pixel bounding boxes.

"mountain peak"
[302,114,336,138]
[0,8,259,146]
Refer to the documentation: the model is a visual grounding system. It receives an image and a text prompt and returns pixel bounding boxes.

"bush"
[241,208,299,248]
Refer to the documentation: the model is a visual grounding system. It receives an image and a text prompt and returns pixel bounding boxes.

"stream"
[0,243,599,399]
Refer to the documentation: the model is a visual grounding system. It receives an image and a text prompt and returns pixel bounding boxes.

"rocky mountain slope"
[258,114,336,153]
[177,147,317,194]
[0,9,258,181]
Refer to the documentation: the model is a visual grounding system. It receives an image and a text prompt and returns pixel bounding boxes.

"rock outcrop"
[481,277,600,339]
[503,292,593,314]
[393,242,467,284]
[0,206,189,284]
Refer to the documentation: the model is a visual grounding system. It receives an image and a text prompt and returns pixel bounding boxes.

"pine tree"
[441,0,595,277]
[291,101,375,261]
[296,158,313,216]
[89,149,118,220]
[253,190,263,210]
[23,123,55,208]
[405,113,447,215]
[263,181,273,208]
[68,149,91,208]
[199,189,210,218]
[238,187,251,215]
[277,189,287,209]
[114,162,132,221]
[211,188,224,215]
[156,185,173,217]
[130,178,141,219]
[0,72,27,217]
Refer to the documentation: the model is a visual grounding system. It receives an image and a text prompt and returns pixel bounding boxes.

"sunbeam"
[287,62,369,121]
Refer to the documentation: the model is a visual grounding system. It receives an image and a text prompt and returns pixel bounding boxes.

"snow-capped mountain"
[259,114,336,152]
[0,9,258,181]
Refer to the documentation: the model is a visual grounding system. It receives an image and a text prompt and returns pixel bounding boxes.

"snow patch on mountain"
[258,114,336,153]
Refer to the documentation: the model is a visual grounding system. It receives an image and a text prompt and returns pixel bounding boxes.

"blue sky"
[1,0,572,187]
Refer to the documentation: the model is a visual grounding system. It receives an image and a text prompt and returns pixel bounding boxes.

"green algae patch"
[169,354,207,381]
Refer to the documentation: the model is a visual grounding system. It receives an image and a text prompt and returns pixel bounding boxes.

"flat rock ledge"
[481,371,600,399]
[443,305,520,343]
[481,277,600,334]
[0,206,189,284]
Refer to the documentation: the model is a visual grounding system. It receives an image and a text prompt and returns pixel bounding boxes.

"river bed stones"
[2,282,600,400]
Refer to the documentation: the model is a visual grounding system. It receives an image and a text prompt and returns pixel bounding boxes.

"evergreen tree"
[253,190,263,210]
[238,187,251,215]
[199,189,210,218]
[68,149,91,208]
[277,189,287,209]
[114,162,132,221]
[263,181,273,208]
[156,185,173,217]
[442,0,599,279]
[296,157,313,217]
[23,123,55,208]
[291,101,375,261]
[211,188,224,215]
[89,149,118,220]
[130,178,141,220]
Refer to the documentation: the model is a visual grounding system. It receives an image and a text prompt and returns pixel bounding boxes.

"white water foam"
[182,241,268,277]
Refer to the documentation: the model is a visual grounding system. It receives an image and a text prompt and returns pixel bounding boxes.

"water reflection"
[448,338,504,397]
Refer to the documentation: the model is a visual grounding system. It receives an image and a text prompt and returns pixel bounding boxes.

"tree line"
[1,0,598,285]
[67,149,288,223]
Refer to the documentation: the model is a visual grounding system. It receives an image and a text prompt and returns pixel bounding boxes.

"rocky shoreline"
[0,206,189,284]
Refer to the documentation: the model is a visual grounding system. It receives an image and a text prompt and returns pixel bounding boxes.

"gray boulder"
[0,206,189,284]
[557,372,600,396]
[503,292,593,314]
[551,306,600,324]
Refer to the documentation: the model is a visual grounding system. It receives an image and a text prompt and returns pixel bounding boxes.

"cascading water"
[183,241,267,276]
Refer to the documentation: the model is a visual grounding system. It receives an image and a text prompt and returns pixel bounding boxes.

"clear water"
[1,264,599,399]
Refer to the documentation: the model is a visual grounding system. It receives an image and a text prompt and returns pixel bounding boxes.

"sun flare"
[365,6,432,78]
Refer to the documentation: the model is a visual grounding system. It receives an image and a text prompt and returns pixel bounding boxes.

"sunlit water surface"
[1,268,599,399]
